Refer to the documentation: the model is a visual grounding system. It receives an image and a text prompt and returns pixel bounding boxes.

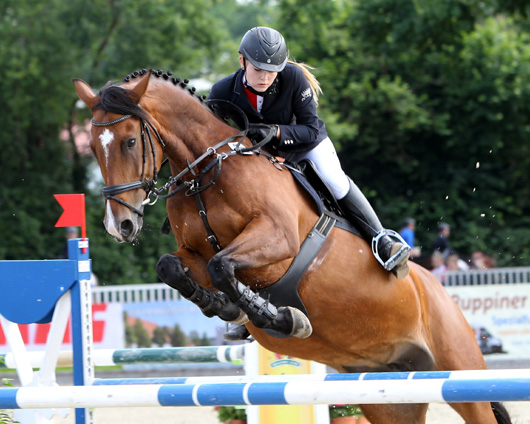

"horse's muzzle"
[104,200,143,243]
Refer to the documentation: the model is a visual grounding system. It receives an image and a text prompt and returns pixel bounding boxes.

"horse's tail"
[491,402,512,424]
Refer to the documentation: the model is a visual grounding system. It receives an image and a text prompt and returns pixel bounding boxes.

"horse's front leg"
[156,251,247,325]
[207,218,312,339]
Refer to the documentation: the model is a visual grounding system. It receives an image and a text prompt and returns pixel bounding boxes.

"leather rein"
[92,102,277,250]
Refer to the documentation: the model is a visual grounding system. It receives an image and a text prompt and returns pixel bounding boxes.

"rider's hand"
[247,124,278,144]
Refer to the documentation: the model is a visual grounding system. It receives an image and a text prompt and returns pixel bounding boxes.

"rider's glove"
[247,124,278,144]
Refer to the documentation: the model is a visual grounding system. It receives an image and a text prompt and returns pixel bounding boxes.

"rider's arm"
[274,66,321,152]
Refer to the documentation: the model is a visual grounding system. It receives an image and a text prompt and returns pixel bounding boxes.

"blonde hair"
[288,60,323,105]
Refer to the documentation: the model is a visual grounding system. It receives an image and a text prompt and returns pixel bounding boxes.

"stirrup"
[371,229,410,271]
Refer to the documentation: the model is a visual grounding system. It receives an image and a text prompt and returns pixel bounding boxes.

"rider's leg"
[337,178,410,279]
[292,137,410,279]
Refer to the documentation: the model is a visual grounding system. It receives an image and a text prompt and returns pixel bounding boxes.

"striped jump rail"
[0,345,244,369]
[92,368,530,386]
[2,372,530,409]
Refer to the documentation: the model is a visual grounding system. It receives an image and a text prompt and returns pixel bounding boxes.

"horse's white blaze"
[104,200,121,239]
[99,129,114,167]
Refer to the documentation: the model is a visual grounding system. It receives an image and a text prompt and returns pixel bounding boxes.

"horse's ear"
[73,79,99,110]
[130,72,151,103]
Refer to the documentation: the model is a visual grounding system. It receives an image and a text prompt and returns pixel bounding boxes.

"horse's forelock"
[95,83,149,121]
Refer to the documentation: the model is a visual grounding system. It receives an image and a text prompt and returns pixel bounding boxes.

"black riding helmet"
[239,27,287,72]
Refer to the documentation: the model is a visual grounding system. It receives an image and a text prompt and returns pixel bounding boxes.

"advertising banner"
[0,303,124,351]
[446,284,530,360]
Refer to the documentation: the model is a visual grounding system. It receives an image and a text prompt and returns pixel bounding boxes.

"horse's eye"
[126,138,137,149]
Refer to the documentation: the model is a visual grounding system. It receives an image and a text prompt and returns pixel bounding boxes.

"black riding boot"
[338,178,410,279]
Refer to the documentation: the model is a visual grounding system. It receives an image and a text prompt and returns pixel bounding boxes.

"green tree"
[124,312,137,347]
[0,0,230,285]
[152,326,169,346]
[200,332,211,346]
[169,323,188,347]
[276,0,530,265]
[132,319,151,347]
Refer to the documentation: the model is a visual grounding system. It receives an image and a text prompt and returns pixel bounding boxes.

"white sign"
[446,284,530,359]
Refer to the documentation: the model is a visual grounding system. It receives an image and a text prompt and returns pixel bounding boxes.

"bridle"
[91,101,276,223]
[92,114,165,217]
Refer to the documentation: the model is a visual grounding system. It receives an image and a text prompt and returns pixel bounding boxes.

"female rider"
[209,27,410,339]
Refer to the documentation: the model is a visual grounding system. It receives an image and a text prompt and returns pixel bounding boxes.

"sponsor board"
[0,303,124,351]
[446,284,530,359]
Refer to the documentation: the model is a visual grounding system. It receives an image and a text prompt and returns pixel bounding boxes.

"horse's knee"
[156,254,193,297]
[207,254,235,291]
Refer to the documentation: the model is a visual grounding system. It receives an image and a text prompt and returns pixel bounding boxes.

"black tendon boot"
[338,178,410,279]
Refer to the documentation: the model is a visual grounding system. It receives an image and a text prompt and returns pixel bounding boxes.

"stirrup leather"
[371,229,410,271]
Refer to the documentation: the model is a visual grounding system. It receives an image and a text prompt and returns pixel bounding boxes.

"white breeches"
[283,137,350,200]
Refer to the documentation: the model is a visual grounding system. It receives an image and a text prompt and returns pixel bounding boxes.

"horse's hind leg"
[156,253,247,324]
[361,403,428,424]
[450,402,509,423]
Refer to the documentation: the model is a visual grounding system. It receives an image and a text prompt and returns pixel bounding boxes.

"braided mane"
[124,68,207,101]
[94,68,207,121]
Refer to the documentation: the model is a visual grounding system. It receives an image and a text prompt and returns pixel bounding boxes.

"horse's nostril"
[120,219,134,237]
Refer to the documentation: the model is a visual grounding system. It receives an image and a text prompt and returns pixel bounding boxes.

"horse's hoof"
[229,310,249,326]
[223,325,251,341]
[288,307,313,339]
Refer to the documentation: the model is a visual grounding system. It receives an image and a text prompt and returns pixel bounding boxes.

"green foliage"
[329,404,362,419]
[124,313,151,347]
[216,406,246,423]
[132,319,151,347]
[169,323,188,347]
[152,326,169,346]
[0,0,225,283]
[190,330,212,346]
[277,0,530,264]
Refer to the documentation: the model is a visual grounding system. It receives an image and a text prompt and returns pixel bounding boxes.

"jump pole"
[91,368,530,386]
[0,345,245,368]
[2,376,530,409]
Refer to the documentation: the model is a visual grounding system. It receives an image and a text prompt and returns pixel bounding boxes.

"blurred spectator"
[432,222,453,259]
[470,251,497,269]
[446,253,460,271]
[446,252,470,271]
[399,217,421,258]
[431,251,447,282]
[483,254,497,269]
[470,251,485,269]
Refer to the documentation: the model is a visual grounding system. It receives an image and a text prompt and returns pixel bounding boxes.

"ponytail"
[287,60,323,105]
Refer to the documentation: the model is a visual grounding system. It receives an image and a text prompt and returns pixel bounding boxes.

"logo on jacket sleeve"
[301,87,312,101]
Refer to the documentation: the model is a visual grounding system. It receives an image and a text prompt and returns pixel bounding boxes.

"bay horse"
[73,70,510,424]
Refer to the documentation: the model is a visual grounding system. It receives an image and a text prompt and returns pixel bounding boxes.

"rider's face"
[240,57,277,92]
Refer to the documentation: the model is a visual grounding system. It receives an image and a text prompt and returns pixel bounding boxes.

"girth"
[257,212,337,338]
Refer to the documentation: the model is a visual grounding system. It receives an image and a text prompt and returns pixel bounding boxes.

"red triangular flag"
[54,194,86,239]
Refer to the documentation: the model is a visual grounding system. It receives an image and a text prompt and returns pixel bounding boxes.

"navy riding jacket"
[208,64,328,153]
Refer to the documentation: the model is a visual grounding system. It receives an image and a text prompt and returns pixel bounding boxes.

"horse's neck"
[153,95,235,170]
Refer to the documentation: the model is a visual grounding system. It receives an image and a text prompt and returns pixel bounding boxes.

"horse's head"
[73,73,164,242]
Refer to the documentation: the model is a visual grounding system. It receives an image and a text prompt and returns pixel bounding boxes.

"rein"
[92,100,277,238]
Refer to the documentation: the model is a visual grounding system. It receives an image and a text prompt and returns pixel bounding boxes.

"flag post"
[54,194,87,252]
